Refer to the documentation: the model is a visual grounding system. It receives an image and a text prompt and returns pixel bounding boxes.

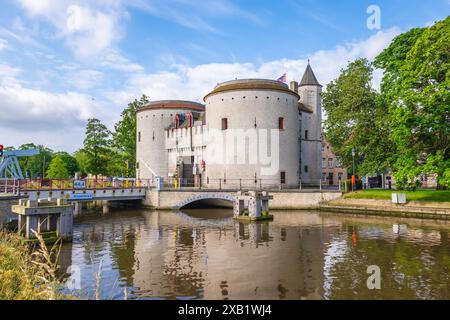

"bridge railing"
[0,178,20,195]
[157,177,342,191]
[17,178,152,191]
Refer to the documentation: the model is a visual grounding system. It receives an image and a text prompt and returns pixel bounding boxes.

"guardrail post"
[319,179,322,191]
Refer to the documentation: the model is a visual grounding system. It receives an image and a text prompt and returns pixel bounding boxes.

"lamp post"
[351,147,356,192]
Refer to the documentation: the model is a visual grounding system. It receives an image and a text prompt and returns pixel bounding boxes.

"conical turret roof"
[299,62,321,87]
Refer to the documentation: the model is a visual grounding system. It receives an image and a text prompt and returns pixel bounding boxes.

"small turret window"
[138,131,141,142]
[278,117,285,130]
[305,130,308,140]
[221,118,228,130]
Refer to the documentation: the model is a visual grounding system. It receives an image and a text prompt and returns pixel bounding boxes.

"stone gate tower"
[298,63,322,182]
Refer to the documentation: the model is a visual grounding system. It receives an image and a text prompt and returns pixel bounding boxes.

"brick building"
[321,137,348,185]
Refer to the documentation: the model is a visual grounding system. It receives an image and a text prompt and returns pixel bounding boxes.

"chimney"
[290,80,298,93]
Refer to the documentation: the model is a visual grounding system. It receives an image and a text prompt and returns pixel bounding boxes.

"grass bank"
[0,231,70,300]
[343,189,450,202]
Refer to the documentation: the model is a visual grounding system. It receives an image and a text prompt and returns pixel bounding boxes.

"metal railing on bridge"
[156,177,342,191]
[7,178,151,192]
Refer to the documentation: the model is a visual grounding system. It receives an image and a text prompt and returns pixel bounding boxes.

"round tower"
[136,100,205,181]
[203,79,300,189]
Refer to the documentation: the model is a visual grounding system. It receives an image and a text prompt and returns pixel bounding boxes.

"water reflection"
[59,208,450,300]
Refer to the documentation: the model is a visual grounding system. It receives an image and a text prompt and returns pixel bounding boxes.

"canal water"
[59,207,450,300]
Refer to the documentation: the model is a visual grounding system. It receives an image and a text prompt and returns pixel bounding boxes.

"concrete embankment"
[319,198,450,220]
[0,197,20,228]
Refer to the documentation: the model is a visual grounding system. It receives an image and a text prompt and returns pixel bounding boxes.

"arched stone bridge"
[143,189,342,210]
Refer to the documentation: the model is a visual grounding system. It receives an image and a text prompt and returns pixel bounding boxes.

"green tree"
[374,17,450,189]
[74,149,89,177]
[53,152,79,177]
[322,58,393,176]
[83,118,112,178]
[112,94,149,177]
[18,143,54,178]
[46,155,69,179]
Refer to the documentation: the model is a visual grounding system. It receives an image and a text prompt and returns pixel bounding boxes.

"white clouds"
[64,69,104,91]
[99,50,144,72]
[0,82,100,131]
[64,5,120,58]
[16,0,123,58]
[106,28,400,106]
[0,39,8,50]
[0,63,110,151]
[0,64,21,77]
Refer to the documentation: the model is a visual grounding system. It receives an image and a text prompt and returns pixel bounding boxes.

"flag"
[277,73,286,83]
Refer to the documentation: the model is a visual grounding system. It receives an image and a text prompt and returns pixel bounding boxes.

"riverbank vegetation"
[343,190,450,202]
[0,231,69,300]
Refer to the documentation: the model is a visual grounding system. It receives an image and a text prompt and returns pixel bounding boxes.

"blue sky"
[0,0,449,151]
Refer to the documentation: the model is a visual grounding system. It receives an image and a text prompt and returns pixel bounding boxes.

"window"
[280,171,286,184]
[322,173,327,181]
[278,117,285,130]
[305,130,308,140]
[304,165,308,173]
[338,173,343,181]
[138,131,141,142]
[321,145,325,152]
[221,118,228,130]
[328,158,333,168]
[322,158,326,169]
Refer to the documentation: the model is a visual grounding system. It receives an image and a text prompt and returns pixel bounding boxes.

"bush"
[0,231,68,300]
[341,179,363,192]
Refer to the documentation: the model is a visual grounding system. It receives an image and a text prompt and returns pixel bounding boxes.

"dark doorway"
[328,173,334,185]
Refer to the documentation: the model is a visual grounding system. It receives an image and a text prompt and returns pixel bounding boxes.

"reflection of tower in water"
[130,210,337,299]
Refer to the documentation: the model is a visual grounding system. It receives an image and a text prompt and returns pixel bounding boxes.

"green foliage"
[73,149,89,177]
[374,17,450,189]
[18,143,54,178]
[53,152,79,177]
[322,58,393,175]
[0,231,69,300]
[112,95,149,177]
[46,155,70,179]
[83,118,112,178]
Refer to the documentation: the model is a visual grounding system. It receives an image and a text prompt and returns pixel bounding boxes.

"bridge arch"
[174,192,235,209]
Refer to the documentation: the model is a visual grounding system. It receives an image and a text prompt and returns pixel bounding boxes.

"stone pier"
[12,198,74,242]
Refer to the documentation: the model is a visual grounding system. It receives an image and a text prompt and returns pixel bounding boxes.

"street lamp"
[351,147,356,192]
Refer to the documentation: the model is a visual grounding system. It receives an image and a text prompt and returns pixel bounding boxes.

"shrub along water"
[0,231,70,300]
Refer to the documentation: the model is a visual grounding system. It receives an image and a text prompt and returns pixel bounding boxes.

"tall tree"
[113,95,149,177]
[374,17,450,188]
[322,58,393,176]
[46,155,69,179]
[83,118,112,178]
[74,149,89,177]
